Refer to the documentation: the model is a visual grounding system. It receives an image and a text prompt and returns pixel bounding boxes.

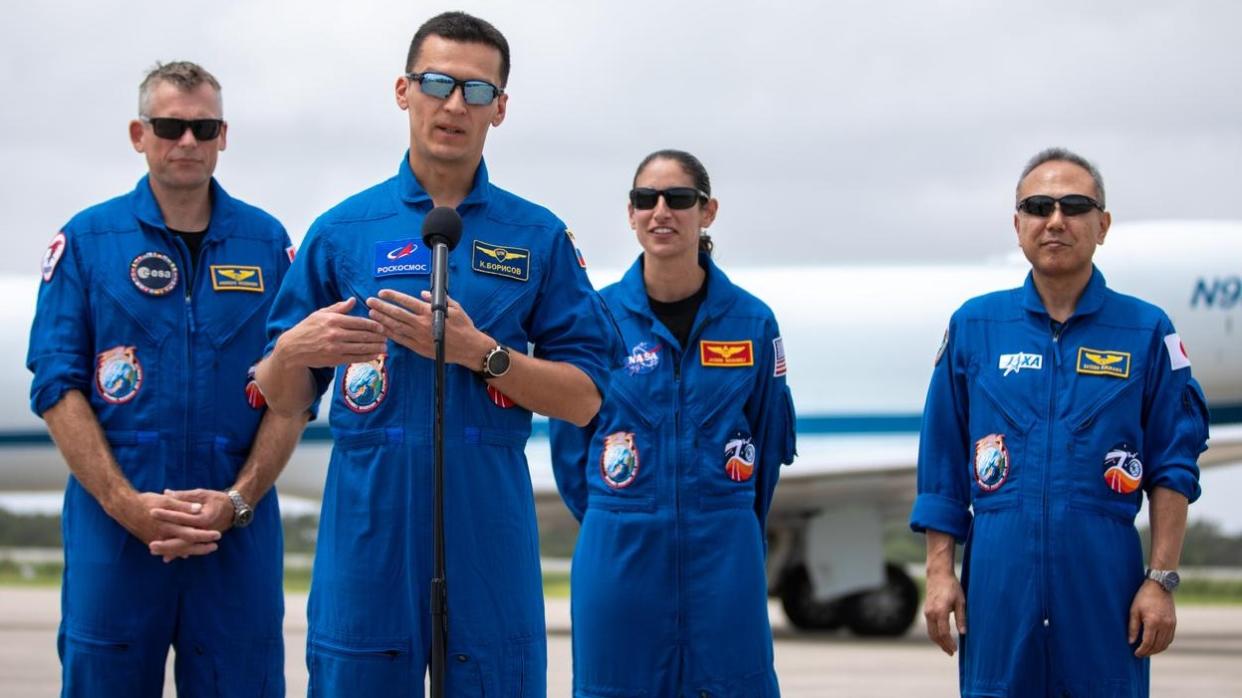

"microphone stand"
[429,238,449,698]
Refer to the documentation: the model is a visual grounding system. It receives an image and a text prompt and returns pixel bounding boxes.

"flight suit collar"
[395,150,492,211]
[1020,264,1108,319]
[616,252,741,350]
[130,174,237,241]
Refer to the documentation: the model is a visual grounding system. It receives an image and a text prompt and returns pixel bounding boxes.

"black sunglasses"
[406,71,503,106]
[1016,194,1103,217]
[629,187,709,210]
[141,117,224,141]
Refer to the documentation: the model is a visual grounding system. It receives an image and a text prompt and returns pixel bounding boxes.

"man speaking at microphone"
[256,11,616,696]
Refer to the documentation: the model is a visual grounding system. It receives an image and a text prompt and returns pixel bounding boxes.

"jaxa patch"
[42,232,66,282]
[565,228,587,269]
[472,240,530,281]
[342,356,388,413]
[374,239,430,277]
[974,433,1009,492]
[211,265,264,292]
[130,252,178,296]
[724,432,756,482]
[625,341,661,376]
[700,340,754,367]
[773,337,787,377]
[1103,443,1143,495]
[245,363,266,410]
[487,384,515,409]
[1076,347,1131,378]
[1165,333,1191,371]
[96,346,142,404]
[998,352,1042,376]
[600,432,639,489]
[934,328,948,367]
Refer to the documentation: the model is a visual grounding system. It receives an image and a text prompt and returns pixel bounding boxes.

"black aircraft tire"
[779,566,845,631]
[843,562,920,637]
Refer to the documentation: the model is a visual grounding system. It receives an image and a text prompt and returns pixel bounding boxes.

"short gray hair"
[138,61,222,117]
[1016,147,1106,209]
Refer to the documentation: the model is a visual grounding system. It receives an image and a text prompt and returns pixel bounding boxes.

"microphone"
[421,207,462,342]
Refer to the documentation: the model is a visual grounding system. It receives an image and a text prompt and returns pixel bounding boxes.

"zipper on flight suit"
[171,234,200,493]
[1042,321,1066,639]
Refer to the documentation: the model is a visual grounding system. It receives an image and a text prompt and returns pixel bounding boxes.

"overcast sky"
[3,0,1240,275]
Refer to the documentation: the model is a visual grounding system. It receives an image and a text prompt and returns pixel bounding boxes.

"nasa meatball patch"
[1103,444,1143,495]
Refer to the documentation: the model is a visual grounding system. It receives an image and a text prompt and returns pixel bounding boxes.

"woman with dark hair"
[551,149,797,697]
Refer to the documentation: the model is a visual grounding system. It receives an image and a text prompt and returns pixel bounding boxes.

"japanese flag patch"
[1164,333,1191,371]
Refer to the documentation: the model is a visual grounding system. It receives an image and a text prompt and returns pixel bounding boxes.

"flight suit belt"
[588,490,754,513]
[331,426,530,449]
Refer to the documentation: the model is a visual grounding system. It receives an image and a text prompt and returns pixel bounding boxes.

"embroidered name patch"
[700,340,754,367]
[1076,347,1131,378]
[211,265,264,292]
[373,239,431,278]
[998,352,1042,376]
[472,240,530,281]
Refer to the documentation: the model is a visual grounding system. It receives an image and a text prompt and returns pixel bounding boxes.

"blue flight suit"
[27,176,293,697]
[910,268,1209,698]
[264,155,615,697]
[550,255,797,698]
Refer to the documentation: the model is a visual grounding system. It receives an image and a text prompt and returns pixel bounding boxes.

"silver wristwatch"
[227,489,254,528]
[1145,568,1180,593]
[481,345,512,378]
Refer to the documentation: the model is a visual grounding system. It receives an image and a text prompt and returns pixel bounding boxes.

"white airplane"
[2,221,1240,637]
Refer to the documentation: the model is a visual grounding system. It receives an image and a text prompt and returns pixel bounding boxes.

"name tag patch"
[210,265,264,292]
[700,340,754,367]
[374,239,431,277]
[1076,347,1131,378]
[472,240,530,281]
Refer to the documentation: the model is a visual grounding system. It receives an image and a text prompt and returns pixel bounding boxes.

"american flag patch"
[773,336,787,377]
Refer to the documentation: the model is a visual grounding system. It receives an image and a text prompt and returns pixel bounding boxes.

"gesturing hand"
[276,297,388,369]
[366,290,489,368]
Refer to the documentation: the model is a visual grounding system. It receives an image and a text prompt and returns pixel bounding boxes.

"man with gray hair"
[910,148,1208,696]
[27,60,306,696]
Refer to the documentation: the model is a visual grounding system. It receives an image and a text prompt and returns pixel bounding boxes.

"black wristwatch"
[1145,568,1180,593]
[227,489,254,528]
[481,345,512,379]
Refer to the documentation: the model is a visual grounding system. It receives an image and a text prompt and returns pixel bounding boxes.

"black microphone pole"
[422,206,462,698]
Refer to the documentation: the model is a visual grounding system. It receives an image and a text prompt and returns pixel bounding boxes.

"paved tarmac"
[2,588,1239,696]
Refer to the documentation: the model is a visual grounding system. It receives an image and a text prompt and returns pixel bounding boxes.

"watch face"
[237,508,254,527]
[1164,571,1180,590]
[487,348,511,376]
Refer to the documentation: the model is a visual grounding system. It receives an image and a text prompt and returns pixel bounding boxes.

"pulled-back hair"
[634,149,715,255]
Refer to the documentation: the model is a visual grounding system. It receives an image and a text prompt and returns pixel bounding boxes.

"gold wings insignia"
[1085,352,1123,366]
[220,269,256,282]
[708,345,744,359]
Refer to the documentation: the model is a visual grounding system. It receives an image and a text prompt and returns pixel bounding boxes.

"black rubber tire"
[779,566,845,631]
[843,562,920,637]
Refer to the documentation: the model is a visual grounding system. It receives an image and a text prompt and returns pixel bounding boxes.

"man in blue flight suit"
[27,61,308,696]
[255,12,615,696]
[911,148,1210,697]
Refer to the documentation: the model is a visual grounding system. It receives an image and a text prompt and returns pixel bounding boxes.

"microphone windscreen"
[422,206,464,251]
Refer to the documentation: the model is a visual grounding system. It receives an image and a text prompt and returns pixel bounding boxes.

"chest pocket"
[1066,377,1145,519]
[587,376,664,511]
[194,257,278,348]
[968,372,1035,509]
[93,250,179,347]
[688,367,760,508]
[452,253,540,346]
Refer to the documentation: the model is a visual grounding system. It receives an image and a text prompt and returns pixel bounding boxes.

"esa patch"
[342,356,388,413]
[374,239,431,277]
[600,432,639,489]
[245,363,266,409]
[626,341,661,376]
[700,340,754,367]
[1076,347,1131,378]
[773,336,787,377]
[95,346,142,404]
[472,240,530,281]
[42,232,66,282]
[211,265,264,292]
[285,245,296,263]
[934,328,948,367]
[998,352,1042,376]
[130,252,178,296]
[565,228,587,269]
[1165,333,1191,371]
[1103,443,1143,495]
[724,432,756,482]
[487,384,515,409]
[974,433,1009,492]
